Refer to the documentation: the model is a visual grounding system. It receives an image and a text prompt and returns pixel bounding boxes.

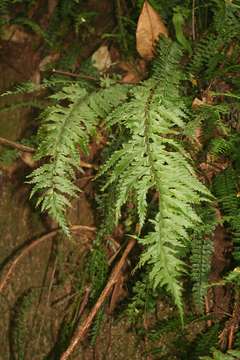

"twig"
[78,286,91,319]
[60,237,136,360]
[0,225,95,293]
[192,0,196,41]
[0,136,96,169]
[0,136,35,153]
[116,0,128,54]
[228,292,240,349]
[52,69,99,82]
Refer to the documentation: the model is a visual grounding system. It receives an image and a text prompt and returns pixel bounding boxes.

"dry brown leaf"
[118,61,143,84]
[48,0,58,17]
[91,45,112,73]
[192,97,205,109]
[199,159,230,182]
[20,152,36,168]
[136,1,168,60]
[118,59,147,84]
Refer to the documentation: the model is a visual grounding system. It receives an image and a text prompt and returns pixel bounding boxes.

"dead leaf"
[192,97,205,109]
[136,1,168,60]
[91,45,112,73]
[193,127,202,148]
[119,59,147,84]
[119,62,141,84]
[199,159,230,182]
[20,152,36,168]
[48,0,58,17]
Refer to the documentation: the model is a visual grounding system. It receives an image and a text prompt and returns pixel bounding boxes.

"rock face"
[0,177,48,360]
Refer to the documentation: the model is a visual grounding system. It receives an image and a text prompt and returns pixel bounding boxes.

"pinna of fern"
[98,37,211,319]
[28,82,129,235]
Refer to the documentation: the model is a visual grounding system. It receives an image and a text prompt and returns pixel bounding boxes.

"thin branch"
[78,286,91,319]
[192,0,196,41]
[0,136,96,169]
[60,237,136,360]
[0,225,95,294]
[116,0,128,54]
[0,136,35,153]
[52,69,99,82]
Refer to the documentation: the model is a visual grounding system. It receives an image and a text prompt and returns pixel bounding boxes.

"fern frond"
[28,83,129,235]
[0,0,10,14]
[209,134,240,158]
[189,2,240,79]
[99,37,211,318]
[191,207,216,311]
[201,348,240,360]
[126,274,157,323]
[191,323,221,359]
[213,168,240,261]
[11,289,40,360]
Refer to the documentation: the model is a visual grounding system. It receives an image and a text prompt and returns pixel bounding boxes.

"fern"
[10,289,39,360]
[0,147,19,165]
[98,37,211,319]
[28,83,129,235]
[201,348,240,360]
[0,0,10,14]
[189,1,240,80]
[88,247,108,302]
[213,167,240,262]
[190,323,221,359]
[90,307,105,346]
[191,207,217,311]
[126,274,157,323]
[13,17,52,46]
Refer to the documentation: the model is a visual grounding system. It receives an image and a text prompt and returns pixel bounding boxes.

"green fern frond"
[189,2,240,79]
[0,148,19,165]
[28,83,129,235]
[88,247,108,301]
[190,323,221,359]
[210,138,232,156]
[99,37,211,318]
[126,275,157,323]
[213,167,240,261]
[191,207,217,311]
[201,348,240,360]
[0,0,9,14]
[90,307,105,346]
[11,289,40,360]
[209,134,240,158]
[13,17,52,46]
